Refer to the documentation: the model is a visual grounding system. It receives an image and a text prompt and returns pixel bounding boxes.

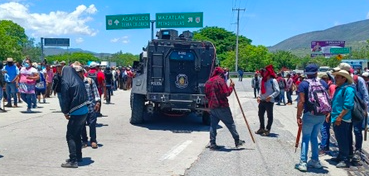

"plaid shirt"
[205,75,234,109]
[84,77,100,113]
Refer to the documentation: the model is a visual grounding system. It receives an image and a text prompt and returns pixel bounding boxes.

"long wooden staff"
[364,115,368,141]
[295,125,302,153]
[231,79,256,143]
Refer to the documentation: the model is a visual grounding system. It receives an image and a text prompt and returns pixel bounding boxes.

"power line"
[233,8,245,72]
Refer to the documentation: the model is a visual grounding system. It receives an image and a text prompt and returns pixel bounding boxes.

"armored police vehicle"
[130,29,216,125]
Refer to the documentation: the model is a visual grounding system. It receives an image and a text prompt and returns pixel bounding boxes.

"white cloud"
[0,2,98,37]
[75,37,84,43]
[110,36,129,44]
[110,38,119,43]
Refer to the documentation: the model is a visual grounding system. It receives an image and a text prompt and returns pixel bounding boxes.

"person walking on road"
[2,58,19,108]
[251,73,260,98]
[295,64,330,172]
[44,64,54,98]
[18,58,39,112]
[60,65,89,168]
[104,66,113,103]
[286,74,294,105]
[255,65,280,136]
[238,68,244,82]
[204,67,245,150]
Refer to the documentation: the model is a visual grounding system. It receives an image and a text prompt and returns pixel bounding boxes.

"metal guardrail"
[229,72,255,76]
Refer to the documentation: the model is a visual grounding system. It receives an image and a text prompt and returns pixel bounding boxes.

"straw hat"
[333,70,353,84]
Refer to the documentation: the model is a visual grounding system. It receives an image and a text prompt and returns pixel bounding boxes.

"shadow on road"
[207,145,253,152]
[96,123,109,128]
[0,155,3,159]
[135,113,212,133]
[79,157,94,166]
[20,111,42,114]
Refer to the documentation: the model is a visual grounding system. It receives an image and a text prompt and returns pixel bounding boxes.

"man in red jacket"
[204,67,245,150]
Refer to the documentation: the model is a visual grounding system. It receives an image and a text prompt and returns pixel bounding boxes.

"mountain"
[43,47,112,58]
[269,19,369,56]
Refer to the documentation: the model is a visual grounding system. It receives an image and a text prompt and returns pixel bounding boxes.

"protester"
[35,63,47,104]
[104,66,113,103]
[334,63,368,166]
[52,64,63,109]
[330,70,355,168]
[18,59,39,112]
[2,58,19,108]
[204,67,245,150]
[255,65,280,136]
[87,62,105,117]
[60,66,89,168]
[295,64,330,172]
[319,72,336,155]
[44,64,54,98]
[251,73,260,98]
[238,68,244,82]
[285,74,294,105]
[71,62,101,149]
[125,67,134,90]
[276,73,287,105]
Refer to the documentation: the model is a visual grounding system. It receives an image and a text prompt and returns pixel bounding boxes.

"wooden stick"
[231,79,256,143]
[295,125,302,153]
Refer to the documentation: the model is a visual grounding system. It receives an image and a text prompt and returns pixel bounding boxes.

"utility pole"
[232,8,245,72]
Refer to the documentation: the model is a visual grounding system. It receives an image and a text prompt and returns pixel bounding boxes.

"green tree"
[193,27,252,62]
[0,20,28,61]
[109,51,139,66]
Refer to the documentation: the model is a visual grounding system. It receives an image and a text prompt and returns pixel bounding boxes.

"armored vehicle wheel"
[202,111,211,125]
[130,93,145,124]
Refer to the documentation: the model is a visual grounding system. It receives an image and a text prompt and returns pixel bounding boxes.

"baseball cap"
[304,64,319,75]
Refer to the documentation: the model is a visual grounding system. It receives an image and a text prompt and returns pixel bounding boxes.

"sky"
[0,0,368,55]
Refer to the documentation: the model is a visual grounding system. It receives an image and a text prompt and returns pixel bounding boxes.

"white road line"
[160,140,193,161]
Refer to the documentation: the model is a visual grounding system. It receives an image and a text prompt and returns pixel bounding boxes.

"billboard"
[311,41,345,57]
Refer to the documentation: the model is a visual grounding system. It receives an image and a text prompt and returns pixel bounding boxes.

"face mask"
[7,62,14,66]
[23,63,30,68]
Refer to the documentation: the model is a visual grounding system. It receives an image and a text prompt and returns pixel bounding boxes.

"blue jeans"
[320,120,330,151]
[254,88,259,98]
[57,93,62,110]
[31,93,37,108]
[287,89,293,104]
[278,90,285,104]
[21,93,32,110]
[300,112,325,162]
[0,88,3,106]
[6,82,17,106]
[334,121,351,162]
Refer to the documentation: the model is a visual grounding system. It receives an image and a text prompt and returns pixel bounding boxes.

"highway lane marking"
[160,140,193,161]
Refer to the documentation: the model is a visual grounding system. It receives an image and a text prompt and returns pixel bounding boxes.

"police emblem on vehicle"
[175,74,188,89]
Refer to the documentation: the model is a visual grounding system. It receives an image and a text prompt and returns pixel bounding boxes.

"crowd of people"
[249,63,369,172]
[0,57,135,168]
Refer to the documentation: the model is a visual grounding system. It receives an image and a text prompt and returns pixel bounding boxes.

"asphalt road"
[0,78,368,176]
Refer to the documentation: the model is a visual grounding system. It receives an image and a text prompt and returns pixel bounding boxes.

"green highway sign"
[106,14,150,30]
[156,12,203,28]
[330,47,350,54]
